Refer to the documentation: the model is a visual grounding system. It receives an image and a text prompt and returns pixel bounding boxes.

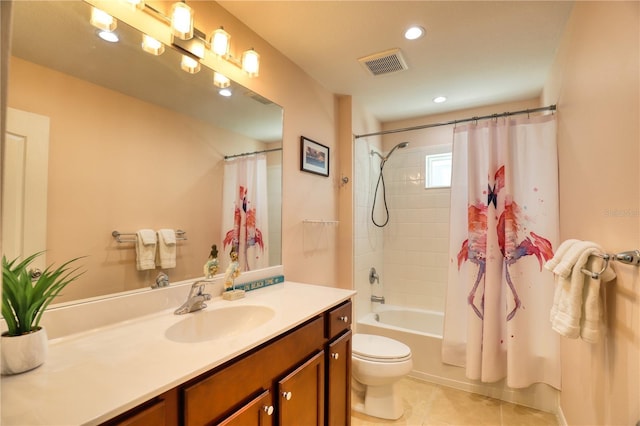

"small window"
[425,152,452,188]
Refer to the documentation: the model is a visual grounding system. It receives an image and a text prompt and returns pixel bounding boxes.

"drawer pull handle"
[282,391,292,401]
[331,352,339,360]
[263,405,274,416]
[338,316,349,323]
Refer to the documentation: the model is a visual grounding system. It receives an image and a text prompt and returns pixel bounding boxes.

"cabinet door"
[278,351,325,426]
[326,330,352,426]
[102,389,178,426]
[217,390,274,426]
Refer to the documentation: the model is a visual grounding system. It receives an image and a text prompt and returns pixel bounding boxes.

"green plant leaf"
[2,253,85,336]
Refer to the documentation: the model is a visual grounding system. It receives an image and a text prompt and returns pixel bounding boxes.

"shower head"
[370,141,409,161]
[387,141,409,159]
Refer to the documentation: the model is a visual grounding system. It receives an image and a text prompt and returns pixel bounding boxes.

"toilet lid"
[352,334,411,361]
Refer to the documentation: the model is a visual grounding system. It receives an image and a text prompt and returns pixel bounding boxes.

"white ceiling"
[218,1,575,122]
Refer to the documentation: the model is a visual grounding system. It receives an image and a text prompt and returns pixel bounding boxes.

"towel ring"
[580,254,611,279]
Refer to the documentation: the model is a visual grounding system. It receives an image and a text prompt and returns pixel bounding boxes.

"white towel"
[581,255,615,343]
[553,240,601,278]
[544,238,579,273]
[548,240,616,343]
[136,229,157,270]
[156,229,177,269]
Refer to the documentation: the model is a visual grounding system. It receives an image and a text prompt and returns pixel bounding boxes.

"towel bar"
[580,250,640,279]
[112,229,187,243]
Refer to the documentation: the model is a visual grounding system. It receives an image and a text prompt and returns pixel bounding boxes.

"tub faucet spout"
[371,295,385,304]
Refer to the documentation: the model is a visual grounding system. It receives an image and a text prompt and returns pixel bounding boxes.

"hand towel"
[157,229,177,269]
[545,239,579,316]
[544,239,579,273]
[136,229,157,270]
[552,240,601,279]
[549,241,615,342]
[580,255,616,343]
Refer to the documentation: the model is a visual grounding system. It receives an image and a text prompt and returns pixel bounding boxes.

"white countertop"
[0,282,355,426]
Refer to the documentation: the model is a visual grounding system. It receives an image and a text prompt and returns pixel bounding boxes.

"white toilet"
[351,333,413,420]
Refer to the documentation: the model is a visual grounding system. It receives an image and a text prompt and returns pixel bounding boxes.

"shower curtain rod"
[353,104,556,139]
[224,147,282,160]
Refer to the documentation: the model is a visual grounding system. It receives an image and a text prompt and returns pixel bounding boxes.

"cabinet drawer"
[326,300,352,339]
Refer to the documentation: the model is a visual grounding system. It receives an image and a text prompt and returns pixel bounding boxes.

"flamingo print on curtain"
[442,114,561,389]
[221,153,269,272]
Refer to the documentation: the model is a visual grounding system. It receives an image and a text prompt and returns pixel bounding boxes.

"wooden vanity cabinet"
[102,388,178,426]
[183,316,325,426]
[100,300,352,426]
[325,301,352,426]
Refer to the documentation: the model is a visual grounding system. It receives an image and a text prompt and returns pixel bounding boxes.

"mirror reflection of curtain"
[221,154,269,272]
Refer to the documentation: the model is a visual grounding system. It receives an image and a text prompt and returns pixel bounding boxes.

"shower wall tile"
[355,141,452,316]
[382,148,452,313]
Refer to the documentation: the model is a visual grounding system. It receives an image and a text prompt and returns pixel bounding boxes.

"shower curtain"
[442,114,560,389]
[221,154,269,272]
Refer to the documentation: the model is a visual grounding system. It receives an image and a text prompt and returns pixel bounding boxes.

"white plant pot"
[1,327,48,375]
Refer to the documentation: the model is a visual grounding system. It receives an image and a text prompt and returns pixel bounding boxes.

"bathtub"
[356,305,558,413]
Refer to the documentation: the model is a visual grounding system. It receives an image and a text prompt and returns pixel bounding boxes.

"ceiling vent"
[243,90,273,105]
[358,48,408,76]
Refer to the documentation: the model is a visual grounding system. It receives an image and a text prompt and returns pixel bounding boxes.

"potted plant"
[1,252,84,375]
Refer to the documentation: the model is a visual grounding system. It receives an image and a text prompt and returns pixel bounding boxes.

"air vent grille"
[244,91,273,105]
[358,48,408,76]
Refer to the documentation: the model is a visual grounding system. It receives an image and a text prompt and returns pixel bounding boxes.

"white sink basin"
[165,305,275,343]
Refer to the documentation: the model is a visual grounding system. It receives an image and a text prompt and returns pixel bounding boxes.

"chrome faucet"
[371,295,385,304]
[174,281,212,315]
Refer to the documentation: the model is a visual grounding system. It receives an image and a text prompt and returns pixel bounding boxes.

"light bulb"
[125,0,145,10]
[211,27,230,57]
[142,34,164,55]
[181,55,200,74]
[90,7,117,32]
[213,72,231,89]
[171,2,193,40]
[242,49,260,77]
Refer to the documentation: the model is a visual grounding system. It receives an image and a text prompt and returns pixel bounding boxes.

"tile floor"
[351,377,558,426]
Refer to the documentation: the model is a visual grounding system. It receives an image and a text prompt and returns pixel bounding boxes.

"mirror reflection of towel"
[157,229,176,269]
[136,229,157,270]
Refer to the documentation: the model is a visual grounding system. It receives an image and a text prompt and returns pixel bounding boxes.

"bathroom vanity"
[0,281,355,426]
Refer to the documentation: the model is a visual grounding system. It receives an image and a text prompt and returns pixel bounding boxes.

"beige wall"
[543,2,639,424]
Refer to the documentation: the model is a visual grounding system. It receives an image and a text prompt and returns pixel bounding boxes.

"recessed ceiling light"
[97,31,119,43]
[433,96,447,103]
[219,88,232,97]
[404,26,425,40]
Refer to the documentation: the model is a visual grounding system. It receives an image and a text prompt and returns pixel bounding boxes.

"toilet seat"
[352,334,411,363]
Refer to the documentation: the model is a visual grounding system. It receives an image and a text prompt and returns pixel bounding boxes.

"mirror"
[5,0,283,303]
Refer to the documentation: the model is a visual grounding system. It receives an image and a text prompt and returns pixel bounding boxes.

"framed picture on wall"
[300,136,330,177]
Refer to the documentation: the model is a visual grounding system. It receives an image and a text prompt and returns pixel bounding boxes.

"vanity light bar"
[119,0,260,77]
